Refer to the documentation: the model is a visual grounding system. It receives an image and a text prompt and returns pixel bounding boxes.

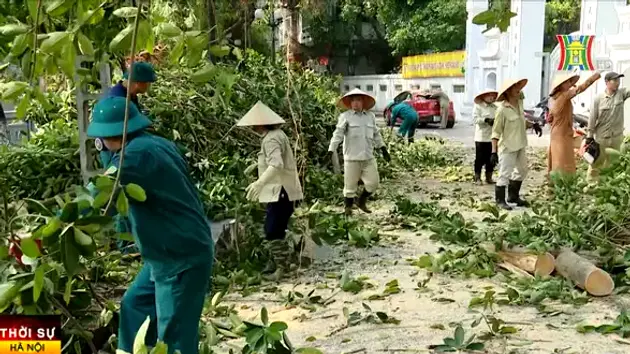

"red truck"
[384,90,456,128]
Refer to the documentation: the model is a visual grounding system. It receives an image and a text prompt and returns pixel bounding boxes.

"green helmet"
[87,96,151,138]
[123,62,156,83]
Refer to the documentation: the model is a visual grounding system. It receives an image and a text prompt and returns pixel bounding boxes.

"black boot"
[473,173,481,184]
[495,185,512,210]
[263,239,291,281]
[344,197,354,216]
[357,190,372,214]
[485,170,495,184]
[507,180,529,207]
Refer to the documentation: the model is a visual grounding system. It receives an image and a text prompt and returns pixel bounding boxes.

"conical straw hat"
[474,89,498,104]
[550,73,580,96]
[338,88,376,110]
[497,78,528,101]
[237,101,286,127]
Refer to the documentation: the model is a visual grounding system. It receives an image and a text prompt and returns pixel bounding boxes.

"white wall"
[341,74,466,118]
[463,0,489,118]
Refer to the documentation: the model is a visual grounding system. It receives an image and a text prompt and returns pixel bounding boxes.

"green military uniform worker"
[388,101,419,143]
[587,72,630,180]
[87,96,214,354]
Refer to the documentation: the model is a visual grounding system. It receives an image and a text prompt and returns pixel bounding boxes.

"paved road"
[377,116,550,149]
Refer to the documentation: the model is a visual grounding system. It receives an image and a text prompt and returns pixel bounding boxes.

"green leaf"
[169,39,184,65]
[10,34,29,56]
[15,92,30,119]
[0,281,23,312]
[186,34,208,52]
[0,23,30,37]
[63,278,72,304]
[33,266,44,302]
[155,23,182,38]
[58,40,76,77]
[110,25,133,52]
[46,0,73,17]
[191,64,216,83]
[60,202,78,222]
[117,191,129,217]
[96,176,114,190]
[113,7,139,18]
[499,326,518,334]
[133,316,152,354]
[245,328,264,347]
[261,307,269,325]
[21,238,40,258]
[118,232,134,242]
[295,349,323,354]
[79,8,105,26]
[454,326,465,347]
[77,32,95,56]
[0,246,8,260]
[125,183,147,202]
[73,227,93,246]
[268,321,288,332]
[27,0,40,23]
[472,10,495,25]
[61,229,81,276]
[465,342,485,350]
[40,31,71,54]
[209,45,230,57]
[93,190,111,209]
[433,344,456,352]
[42,218,62,237]
[2,81,29,101]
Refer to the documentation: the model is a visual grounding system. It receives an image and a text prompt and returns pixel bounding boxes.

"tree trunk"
[284,0,300,63]
[555,249,614,296]
[497,248,555,277]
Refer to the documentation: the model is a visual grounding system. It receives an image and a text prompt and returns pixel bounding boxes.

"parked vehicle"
[384,90,456,129]
[535,97,589,128]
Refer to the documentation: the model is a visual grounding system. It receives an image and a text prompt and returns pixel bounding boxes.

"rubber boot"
[263,239,291,281]
[344,197,354,216]
[357,190,372,214]
[507,180,529,207]
[485,170,495,184]
[495,185,512,210]
[473,173,481,185]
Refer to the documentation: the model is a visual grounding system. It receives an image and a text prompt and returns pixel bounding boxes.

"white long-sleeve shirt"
[328,110,385,161]
[473,102,496,142]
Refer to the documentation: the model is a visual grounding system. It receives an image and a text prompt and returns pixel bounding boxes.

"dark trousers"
[265,188,296,241]
[474,141,494,175]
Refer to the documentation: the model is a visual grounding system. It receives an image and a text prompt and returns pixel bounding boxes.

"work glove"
[245,166,280,201]
[381,147,391,163]
[329,151,341,174]
[533,123,543,137]
[484,118,494,126]
[490,153,499,166]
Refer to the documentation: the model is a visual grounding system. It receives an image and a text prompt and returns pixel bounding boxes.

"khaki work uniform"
[328,110,385,198]
[434,92,450,129]
[492,100,528,187]
[587,88,630,180]
[258,129,303,203]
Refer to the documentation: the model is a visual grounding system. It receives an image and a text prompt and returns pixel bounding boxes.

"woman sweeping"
[472,89,498,184]
[87,96,214,354]
[239,101,304,280]
[547,71,600,177]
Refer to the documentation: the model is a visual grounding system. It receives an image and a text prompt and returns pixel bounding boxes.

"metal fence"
[1,110,36,145]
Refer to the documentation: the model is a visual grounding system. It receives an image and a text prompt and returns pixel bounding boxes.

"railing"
[1,110,36,145]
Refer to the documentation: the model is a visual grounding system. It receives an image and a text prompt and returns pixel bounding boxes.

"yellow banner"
[0,341,60,354]
[402,51,465,78]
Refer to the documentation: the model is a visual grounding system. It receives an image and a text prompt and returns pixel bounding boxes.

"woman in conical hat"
[491,78,543,211]
[237,101,303,280]
[87,96,214,354]
[472,89,498,184]
[547,71,601,177]
[329,89,390,216]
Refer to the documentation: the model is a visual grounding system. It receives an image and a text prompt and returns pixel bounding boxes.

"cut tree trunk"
[482,243,555,276]
[498,249,556,277]
[555,249,614,296]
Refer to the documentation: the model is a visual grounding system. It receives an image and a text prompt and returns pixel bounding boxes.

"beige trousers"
[587,135,623,181]
[497,148,528,187]
[344,159,380,197]
[440,104,449,129]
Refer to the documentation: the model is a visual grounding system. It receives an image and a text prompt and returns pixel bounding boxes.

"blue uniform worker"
[390,102,419,143]
[87,97,214,354]
[99,62,157,253]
